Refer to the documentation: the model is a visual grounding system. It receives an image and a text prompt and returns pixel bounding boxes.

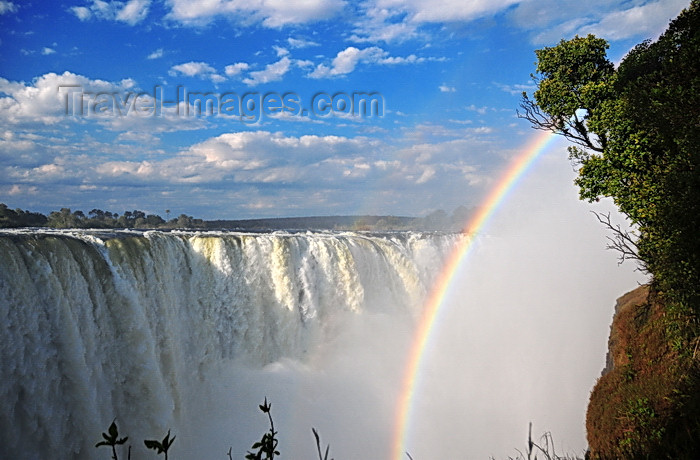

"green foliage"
[0,203,47,227]
[0,202,206,229]
[520,2,700,315]
[520,35,614,153]
[522,3,700,457]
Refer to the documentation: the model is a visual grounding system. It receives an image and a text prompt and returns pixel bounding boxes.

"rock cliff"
[586,285,700,458]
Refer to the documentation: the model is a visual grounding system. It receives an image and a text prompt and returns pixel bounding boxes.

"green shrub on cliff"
[520,1,700,457]
[520,1,700,316]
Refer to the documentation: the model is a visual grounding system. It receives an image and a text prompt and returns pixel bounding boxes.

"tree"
[47,208,84,228]
[0,204,47,227]
[519,34,614,154]
[519,1,700,312]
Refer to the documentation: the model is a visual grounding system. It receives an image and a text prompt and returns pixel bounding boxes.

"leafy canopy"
[520,1,700,312]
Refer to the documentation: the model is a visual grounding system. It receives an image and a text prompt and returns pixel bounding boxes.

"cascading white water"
[0,229,460,460]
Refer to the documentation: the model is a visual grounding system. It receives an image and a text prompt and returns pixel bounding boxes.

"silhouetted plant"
[245,397,280,460]
[144,430,176,460]
[96,420,130,460]
[312,427,334,460]
[496,423,583,460]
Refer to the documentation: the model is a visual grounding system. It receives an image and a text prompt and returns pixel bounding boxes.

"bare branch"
[591,211,647,271]
[518,95,604,153]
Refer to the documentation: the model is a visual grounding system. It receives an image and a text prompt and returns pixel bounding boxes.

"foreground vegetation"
[96,399,581,460]
[520,1,700,457]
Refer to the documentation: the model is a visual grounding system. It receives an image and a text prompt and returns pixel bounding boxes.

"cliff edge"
[586,285,700,458]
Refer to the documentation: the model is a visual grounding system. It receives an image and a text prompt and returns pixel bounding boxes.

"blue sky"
[0,0,690,219]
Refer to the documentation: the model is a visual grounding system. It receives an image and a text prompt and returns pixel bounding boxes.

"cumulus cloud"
[70,0,150,25]
[242,56,291,86]
[70,6,92,20]
[309,47,380,78]
[0,72,207,143]
[165,0,345,28]
[510,0,689,44]
[118,129,491,197]
[1,119,507,217]
[0,1,18,15]
[147,48,164,59]
[273,45,289,57]
[349,0,684,46]
[89,131,378,187]
[405,0,520,23]
[287,37,320,48]
[0,72,128,125]
[224,62,250,77]
[577,0,689,41]
[351,0,519,42]
[308,46,433,78]
[169,61,226,83]
[439,84,456,93]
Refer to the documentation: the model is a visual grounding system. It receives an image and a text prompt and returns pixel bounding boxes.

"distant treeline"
[0,203,204,229]
[0,203,473,231]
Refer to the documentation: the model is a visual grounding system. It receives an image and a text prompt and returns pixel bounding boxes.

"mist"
[0,144,645,460]
[166,144,645,460]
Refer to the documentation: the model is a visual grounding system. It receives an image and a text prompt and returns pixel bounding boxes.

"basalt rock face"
[586,285,700,459]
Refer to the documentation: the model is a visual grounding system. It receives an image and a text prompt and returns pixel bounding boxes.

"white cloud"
[243,56,291,86]
[308,46,432,78]
[578,0,690,41]
[6,184,38,196]
[494,82,535,96]
[147,48,164,60]
[287,37,320,48]
[439,84,456,93]
[0,1,18,15]
[466,104,488,115]
[379,54,425,64]
[116,0,150,24]
[1,120,509,217]
[0,72,207,141]
[41,47,56,55]
[308,46,384,78]
[165,0,345,28]
[169,61,216,77]
[351,0,519,42]
[70,0,150,25]
[169,61,226,83]
[224,62,250,77]
[416,165,436,184]
[70,6,92,20]
[510,0,689,44]
[273,45,290,57]
[91,131,376,186]
[0,71,127,125]
[403,0,520,23]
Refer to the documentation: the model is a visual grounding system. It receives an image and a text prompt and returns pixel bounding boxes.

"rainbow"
[391,130,558,459]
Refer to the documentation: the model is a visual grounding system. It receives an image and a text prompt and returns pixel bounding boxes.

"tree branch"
[517,95,604,152]
[592,211,647,271]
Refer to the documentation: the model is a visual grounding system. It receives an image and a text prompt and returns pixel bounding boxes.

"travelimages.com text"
[58,85,384,123]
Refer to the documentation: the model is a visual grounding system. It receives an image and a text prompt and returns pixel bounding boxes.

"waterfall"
[0,229,460,459]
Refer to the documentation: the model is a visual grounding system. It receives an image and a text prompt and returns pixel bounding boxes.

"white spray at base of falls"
[0,230,459,460]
